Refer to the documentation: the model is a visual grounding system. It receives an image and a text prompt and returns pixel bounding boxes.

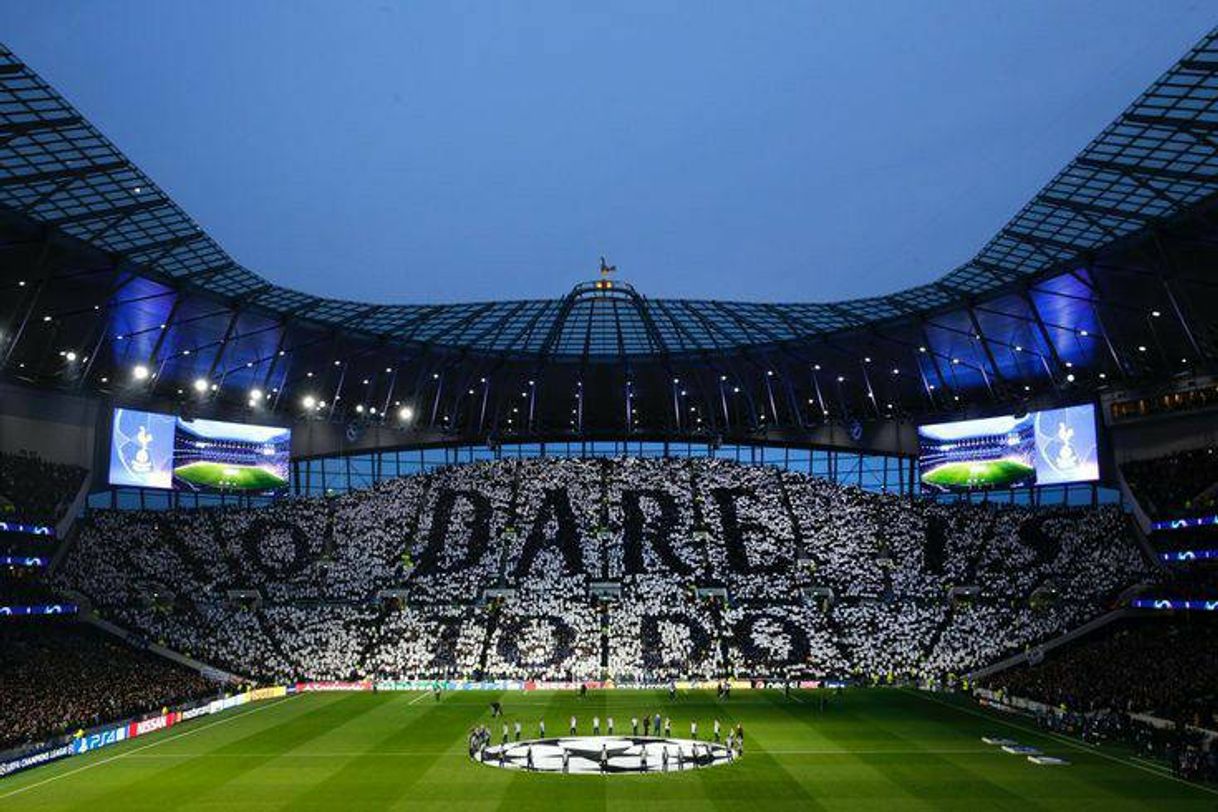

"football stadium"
[2,5,1218,809]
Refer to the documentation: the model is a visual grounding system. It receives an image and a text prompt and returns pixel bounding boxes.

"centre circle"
[473,736,738,774]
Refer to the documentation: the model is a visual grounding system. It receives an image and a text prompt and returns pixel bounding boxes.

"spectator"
[0,451,86,526]
[54,457,1151,687]
[0,621,219,752]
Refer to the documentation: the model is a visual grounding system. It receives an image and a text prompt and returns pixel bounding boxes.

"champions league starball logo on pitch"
[475,737,736,774]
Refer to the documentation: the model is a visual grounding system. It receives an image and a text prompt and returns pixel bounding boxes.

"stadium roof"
[1,30,1217,359]
[1,31,1217,452]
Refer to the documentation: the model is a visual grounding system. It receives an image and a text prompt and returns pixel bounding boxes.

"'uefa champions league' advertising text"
[917,404,1099,492]
[108,408,291,494]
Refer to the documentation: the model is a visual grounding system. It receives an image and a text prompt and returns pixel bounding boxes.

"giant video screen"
[109,408,291,494]
[917,403,1099,492]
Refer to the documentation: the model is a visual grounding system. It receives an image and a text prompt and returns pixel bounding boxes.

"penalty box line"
[906,689,1218,798]
[0,695,299,801]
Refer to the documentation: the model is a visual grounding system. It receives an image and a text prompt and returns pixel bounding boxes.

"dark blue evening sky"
[2,2,1213,304]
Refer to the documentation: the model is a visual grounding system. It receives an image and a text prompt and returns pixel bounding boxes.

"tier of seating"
[55,457,1151,684]
[0,451,86,527]
[0,621,219,753]
[986,617,1218,724]
[1122,446,1218,519]
[983,616,1218,782]
[0,572,61,606]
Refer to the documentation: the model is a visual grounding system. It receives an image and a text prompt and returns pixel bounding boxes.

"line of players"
[471,704,745,765]
[491,709,746,744]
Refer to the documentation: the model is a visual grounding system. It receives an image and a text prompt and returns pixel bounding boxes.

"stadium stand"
[55,457,1150,683]
[0,452,86,526]
[984,616,1218,782]
[1122,447,1218,520]
[988,617,1218,723]
[1,18,1218,804]
[0,621,219,753]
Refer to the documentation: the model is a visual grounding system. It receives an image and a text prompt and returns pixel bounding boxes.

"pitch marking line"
[0,695,298,801]
[412,699,794,707]
[907,690,1218,798]
[1131,755,1172,773]
[406,692,432,705]
[118,747,1000,758]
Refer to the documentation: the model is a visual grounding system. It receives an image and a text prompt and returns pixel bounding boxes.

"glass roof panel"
[1,29,1217,357]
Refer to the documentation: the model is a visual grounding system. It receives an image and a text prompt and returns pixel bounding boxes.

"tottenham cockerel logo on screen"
[109,408,176,489]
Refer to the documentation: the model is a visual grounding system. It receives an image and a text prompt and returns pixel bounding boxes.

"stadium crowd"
[1122,446,1218,519]
[0,451,86,526]
[55,457,1151,684]
[0,621,219,753]
[985,617,1218,782]
[987,618,1218,725]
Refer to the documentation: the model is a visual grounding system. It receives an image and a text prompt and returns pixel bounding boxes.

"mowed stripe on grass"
[1,690,1213,811]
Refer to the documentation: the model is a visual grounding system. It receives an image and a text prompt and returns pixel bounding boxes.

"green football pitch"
[921,458,1035,490]
[174,461,287,491]
[1,689,1212,811]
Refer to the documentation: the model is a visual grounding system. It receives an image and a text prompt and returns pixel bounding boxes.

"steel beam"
[1,233,53,368]
[41,198,167,229]
[0,115,82,145]
[0,160,127,188]
[1038,194,1159,224]
[1151,232,1206,360]
[964,304,1005,384]
[1075,156,1213,184]
[1020,290,1065,380]
[146,295,183,367]
[204,309,242,384]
